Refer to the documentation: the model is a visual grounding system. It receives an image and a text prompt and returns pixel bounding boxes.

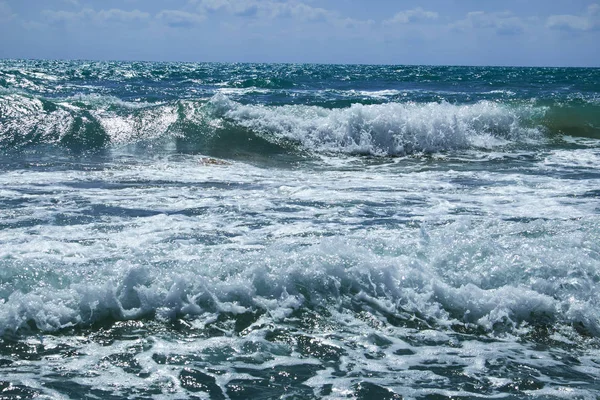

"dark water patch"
[0,151,113,172]
[43,381,128,400]
[394,348,416,356]
[0,338,81,362]
[174,122,306,162]
[60,113,110,151]
[264,331,345,364]
[538,364,596,384]
[0,359,13,367]
[102,352,147,376]
[204,310,266,336]
[51,212,98,227]
[84,320,181,347]
[354,382,403,399]
[226,364,321,400]
[0,218,51,231]
[152,352,191,366]
[553,170,600,181]
[233,77,297,89]
[448,176,502,187]
[180,368,226,398]
[544,104,600,139]
[581,189,600,199]
[307,98,385,109]
[503,216,551,224]
[88,204,164,219]
[410,362,489,388]
[59,179,265,191]
[296,335,346,362]
[0,381,41,399]
[352,301,434,333]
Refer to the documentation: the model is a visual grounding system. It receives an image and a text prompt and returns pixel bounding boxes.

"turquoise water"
[1,60,599,399]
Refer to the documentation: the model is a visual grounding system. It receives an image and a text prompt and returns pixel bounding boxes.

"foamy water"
[1,60,599,399]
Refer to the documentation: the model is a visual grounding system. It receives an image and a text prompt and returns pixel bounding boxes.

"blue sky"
[0,0,599,66]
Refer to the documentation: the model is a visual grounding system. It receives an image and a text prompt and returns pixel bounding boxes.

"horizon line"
[1,56,599,69]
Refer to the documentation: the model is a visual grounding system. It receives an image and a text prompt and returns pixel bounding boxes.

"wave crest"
[0,92,584,156]
[211,94,543,155]
[1,230,598,338]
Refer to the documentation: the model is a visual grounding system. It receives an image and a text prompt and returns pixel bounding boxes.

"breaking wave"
[1,92,599,156]
[1,217,599,338]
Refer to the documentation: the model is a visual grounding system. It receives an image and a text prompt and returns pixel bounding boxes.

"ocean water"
[0,60,599,399]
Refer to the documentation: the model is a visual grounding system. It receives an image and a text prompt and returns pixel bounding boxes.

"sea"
[0,60,599,399]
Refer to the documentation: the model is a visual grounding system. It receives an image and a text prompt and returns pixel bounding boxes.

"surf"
[5,92,596,156]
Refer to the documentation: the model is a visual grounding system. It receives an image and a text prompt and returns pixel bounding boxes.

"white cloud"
[156,10,205,28]
[547,4,600,32]
[196,0,256,16]
[196,0,334,22]
[43,8,150,25]
[384,8,439,25]
[452,11,525,35]
[0,1,16,22]
[42,9,78,23]
[190,0,376,32]
[281,2,331,21]
[21,20,47,31]
[96,9,150,23]
[336,17,375,30]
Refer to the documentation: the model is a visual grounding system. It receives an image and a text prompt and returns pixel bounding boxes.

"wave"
[209,94,545,155]
[1,93,599,156]
[1,225,598,339]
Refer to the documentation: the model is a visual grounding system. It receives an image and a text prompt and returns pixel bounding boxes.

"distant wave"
[1,92,599,155]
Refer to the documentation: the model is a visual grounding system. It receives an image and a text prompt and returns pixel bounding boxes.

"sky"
[0,0,599,66]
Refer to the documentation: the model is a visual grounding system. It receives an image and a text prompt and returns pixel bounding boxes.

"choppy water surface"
[1,60,599,399]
